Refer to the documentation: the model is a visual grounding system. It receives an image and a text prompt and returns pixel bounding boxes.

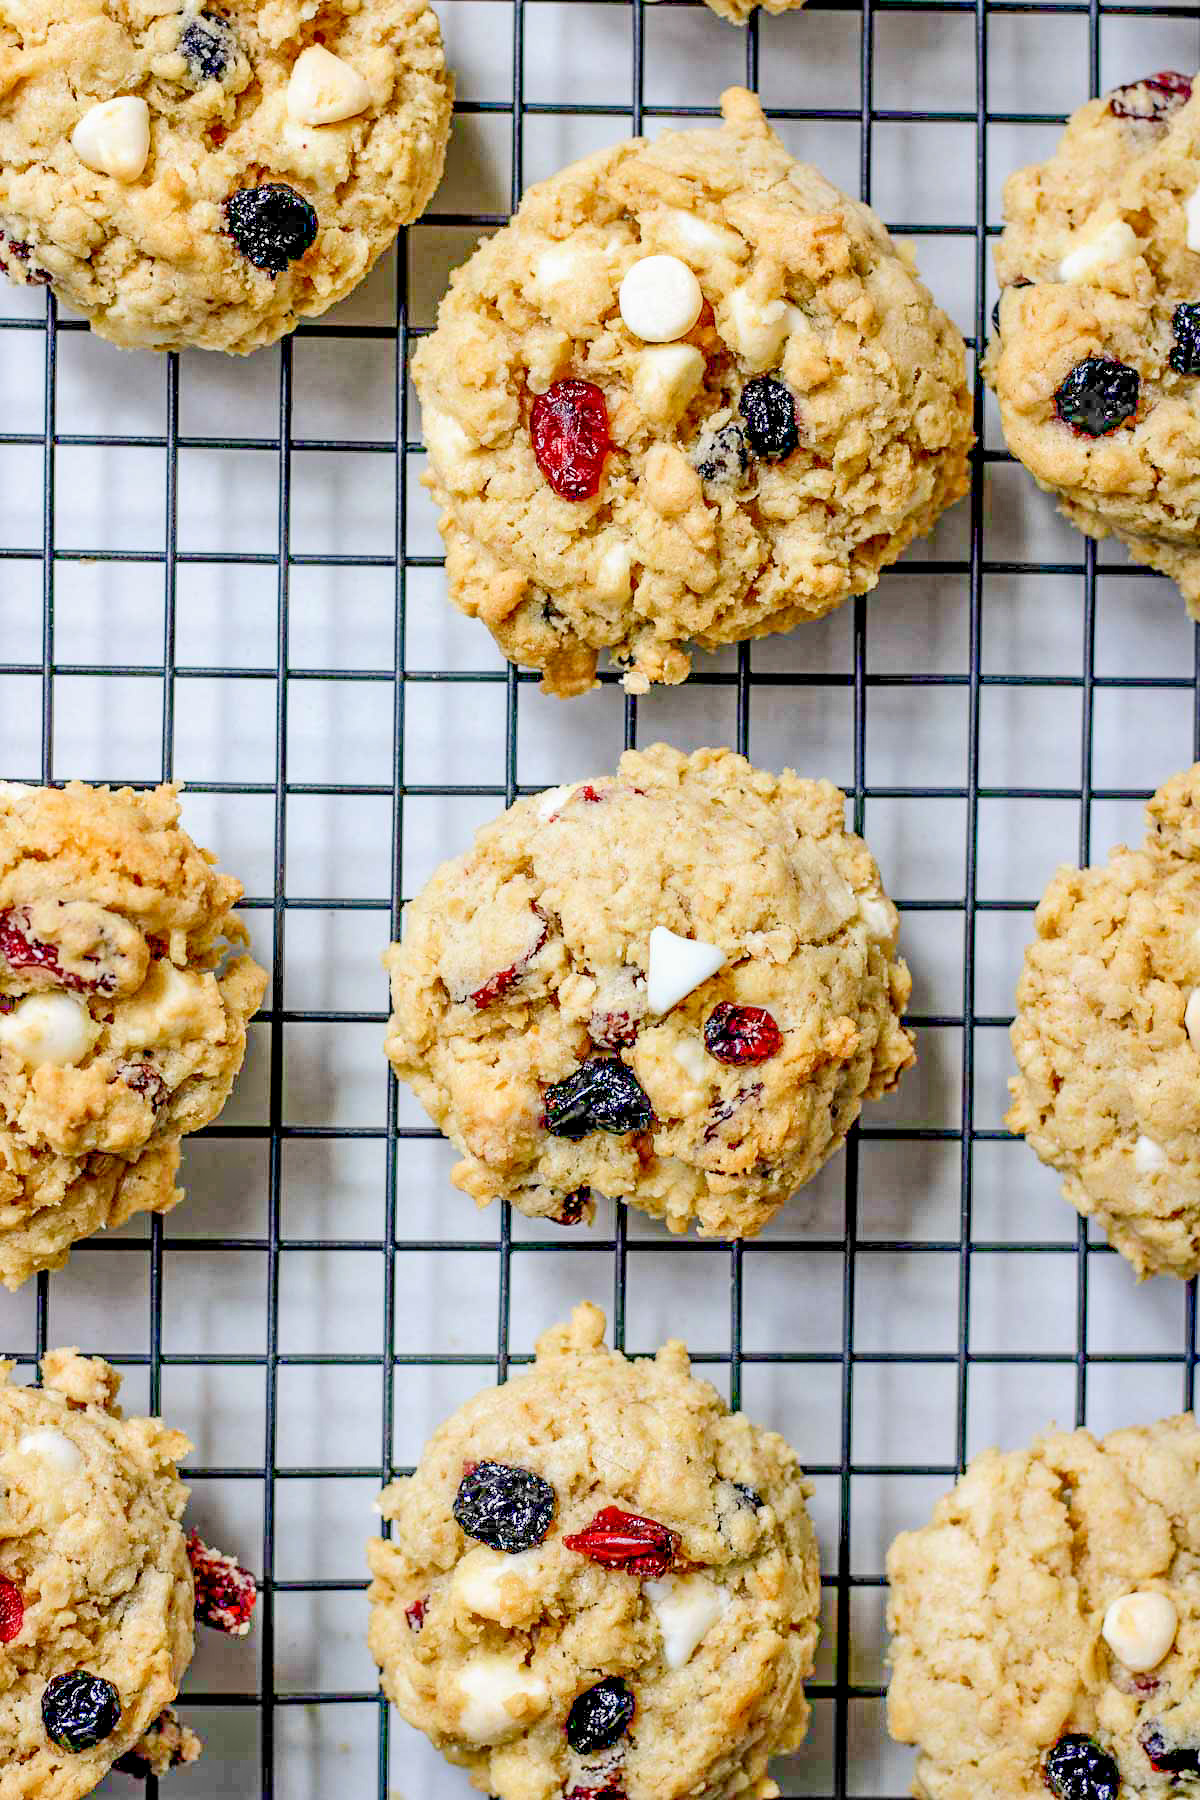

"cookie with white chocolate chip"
[411,86,973,697]
[0,781,266,1288]
[887,1411,1200,1798]
[986,70,1200,609]
[383,742,915,1239]
[0,0,453,353]
[1008,763,1200,1280]
[368,1303,821,1800]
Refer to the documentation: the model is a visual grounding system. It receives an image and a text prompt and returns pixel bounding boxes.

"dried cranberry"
[1169,302,1200,375]
[468,915,547,1010]
[704,1003,783,1066]
[703,1081,764,1140]
[0,1578,23,1643]
[530,380,612,500]
[566,1678,635,1756]
[113,1709,198,1778]
[0,233,47,287]
[224,185,318,275]
[563,1506,680,1578]
[1141,1724,1200,1775]
[1054,358,1139,436]
[1109,70,1192,124]
[117,1061,169,1109]
[579,785,605,802]
[543,1060,654,1139]
[588,1011,639,1051]
[405,1597,427,1632]
[554,1188,591,1226]
[566,1790,626,1800]
[739,376,798,460]
[187,1532,258,1637]
[1043,1733,1120,1800]
[0,909,75,990]
[454,1462,555,1554]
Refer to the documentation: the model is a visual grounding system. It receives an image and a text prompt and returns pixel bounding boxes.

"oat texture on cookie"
[0,1348,195,1798]
[0,0,453,353]
[986,70,1200,610]
[411,86,973,697]
[0,781,267,1289]
[367,1303,821,1800]
[383,744,915,1238]
[1008,763,1200,1280]
[887,1412,1200,1799]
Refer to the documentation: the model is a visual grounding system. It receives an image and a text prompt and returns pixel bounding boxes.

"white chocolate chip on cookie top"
[619,253,705,342]
[71,97,151,182]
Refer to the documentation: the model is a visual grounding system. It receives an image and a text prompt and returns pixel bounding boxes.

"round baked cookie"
[0,1346,194,1797]
[368,1303,821,1800]
[1007,764,1200,1280]
[411,86,973,697]
[0,0,453,354]
[986,69,1200,608]
[383,743,915,1238]
[887,1411,1200,1800]
[0,780,267,1289]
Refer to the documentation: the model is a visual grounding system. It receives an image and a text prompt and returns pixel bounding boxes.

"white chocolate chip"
[1185,989,1200,1051]
[1059,219,1138,283]
[1102,1591,1178,1672]
[654,207,746,263]
[1134,1134,1168,1175]
[595,541,633,603]
[618,255,703,344]
[857,895,895,941]
[646,926,725,1017]
[286,44,371,127]
[645,1573,731,1670]
[631,344,706,425]
[0,994,97,1069]
[451,1546,540,1621]
[1187,188,1200,255]
[532,244,585,301]
[15,1427,84,1476]
[536,783,577,822]
[721,283,805,368]
[421,406,479,495]
[454,1653,548,1744]
[0,784,32,800]
[672,1037,711,1085]
[71,96,151,182]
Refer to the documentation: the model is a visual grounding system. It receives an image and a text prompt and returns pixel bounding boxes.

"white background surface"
[2,1,1200,1794]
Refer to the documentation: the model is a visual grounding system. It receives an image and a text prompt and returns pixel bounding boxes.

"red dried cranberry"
[0,1578,23,1643]
[468,915,548,1010]
[579,785,604,802]
[554,1188,591,1226]
[187,1531,258,1637]
[405,1597,427,1632]
[530,380,611,500]
[1109,70,1191,124]
[563,1506,679,1578]
[566,1788,626,1800]
[117,1061,170,1109]
[589,1010,639,1051]
[0,909,75,990]
[703,1003,783,1066]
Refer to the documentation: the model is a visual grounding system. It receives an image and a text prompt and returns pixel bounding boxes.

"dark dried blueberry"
[224,185,318,276]
[179,9,239,84]
[1053,358,1139,437]
[1043,1733,1120,1800]
[566,1678,635,1756]
[1141,1724,1200,1775]
[991,276,1032,335]
[554,1188,591,1226]
[543,1060,654,1139]
[692,421,751,486]
[738,376,798,461]
[453,1461,555,1554]
[704,1004,783,1066]
[42,1671,121,1752]
[732,1482,763,1510]
[1169,302,1200,375]
[1109,70,1192,125]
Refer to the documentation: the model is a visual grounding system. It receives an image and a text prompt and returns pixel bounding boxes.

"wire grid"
[0,0,1199,1794]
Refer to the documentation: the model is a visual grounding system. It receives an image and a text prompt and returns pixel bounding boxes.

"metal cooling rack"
[2,0,1200,1795]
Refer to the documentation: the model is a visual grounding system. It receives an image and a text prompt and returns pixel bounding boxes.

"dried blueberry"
[179,9,239,85]
[543,1060,654,1139]
[453,1461,555,1554]
[1169,303,1200,375]
[1053,358,1139,437]
[224,185,318,276]
[1141,1723,1200,1775]
[566,1678,635,1756]
[991,276,1032,336]
[1043,1733,1120,1800]
[732,1482,763,1510]
[692,421,751,486]
[739,376,798,460]
[42,1672,121,1752]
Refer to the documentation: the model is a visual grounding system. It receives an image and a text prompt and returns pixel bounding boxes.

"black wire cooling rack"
[3,1,1200,1795]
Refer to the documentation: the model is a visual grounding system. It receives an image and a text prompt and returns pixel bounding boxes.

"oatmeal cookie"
[412,86,973,696]
[383,743,914,1238]
[1008,764,1200,1280]
[0,780,266,1288]
[986,69,1200,608]
[887,1412,1200,1800]
[0,0,453,353]
[368,1303,821,1800]
[0,1347,194,1799]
